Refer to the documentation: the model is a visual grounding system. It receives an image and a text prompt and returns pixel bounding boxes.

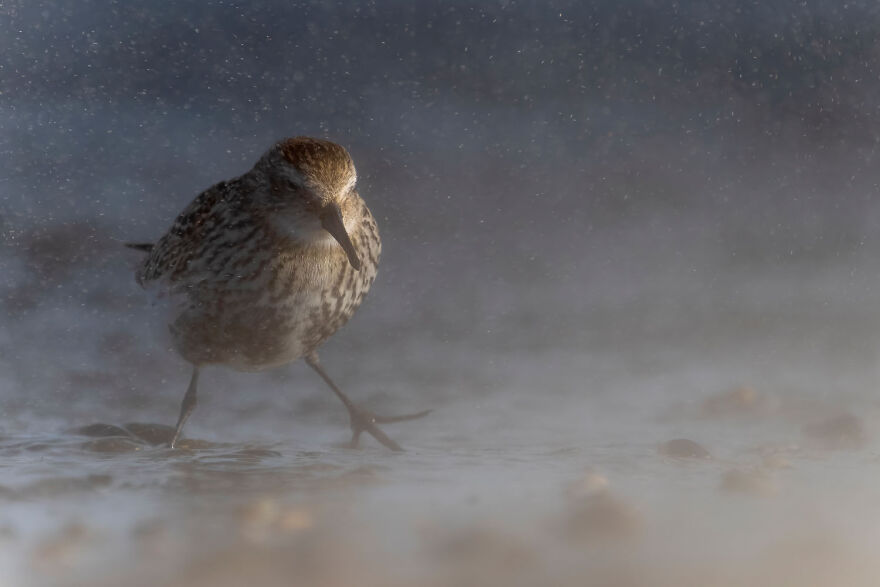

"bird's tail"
[124,242,154,253]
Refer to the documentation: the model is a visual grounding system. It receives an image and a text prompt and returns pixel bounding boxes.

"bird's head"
[257,136,361,270]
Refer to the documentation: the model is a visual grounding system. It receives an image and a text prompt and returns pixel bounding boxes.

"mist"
[3,1,880,585]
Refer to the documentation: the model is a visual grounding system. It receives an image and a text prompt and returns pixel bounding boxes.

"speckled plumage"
[129,137,425,451]
[137,137,380,370]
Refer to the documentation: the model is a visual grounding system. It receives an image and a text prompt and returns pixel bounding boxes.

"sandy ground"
[3,331,880,587]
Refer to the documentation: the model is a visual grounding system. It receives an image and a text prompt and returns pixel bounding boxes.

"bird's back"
[136,179,253,289]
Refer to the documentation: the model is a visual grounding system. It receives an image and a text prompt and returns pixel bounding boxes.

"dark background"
[2,0,880,420]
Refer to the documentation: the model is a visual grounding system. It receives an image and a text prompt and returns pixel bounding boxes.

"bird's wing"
[136,180,236,289]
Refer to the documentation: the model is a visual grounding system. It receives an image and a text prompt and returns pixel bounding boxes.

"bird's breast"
[170,222,379,370]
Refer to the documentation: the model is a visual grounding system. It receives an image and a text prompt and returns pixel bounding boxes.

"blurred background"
[3,1,880,586]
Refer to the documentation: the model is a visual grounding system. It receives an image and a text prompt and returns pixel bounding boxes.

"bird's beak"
[320,204,361,271]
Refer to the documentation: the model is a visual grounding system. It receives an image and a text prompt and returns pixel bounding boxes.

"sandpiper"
[127,137,428,450]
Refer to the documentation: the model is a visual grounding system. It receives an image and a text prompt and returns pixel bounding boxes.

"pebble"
[803,413,867,450]
[658,438,712,459]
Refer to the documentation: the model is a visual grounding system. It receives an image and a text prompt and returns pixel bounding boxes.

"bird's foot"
[346,404,431,451]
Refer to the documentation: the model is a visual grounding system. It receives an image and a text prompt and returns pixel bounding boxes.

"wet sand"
[3,366,880,587]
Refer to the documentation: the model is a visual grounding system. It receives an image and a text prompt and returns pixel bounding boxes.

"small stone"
[238,498,280,542]
[564,469,610,500]
[81,437,142,453]
[70,423,131,438]
[658,438,711,459]
[123,422,176,446]
[563,492,643,542]
[279,507,314,532]
[32,523,96,568]
[702,385,769,417]
[803,413,867,450]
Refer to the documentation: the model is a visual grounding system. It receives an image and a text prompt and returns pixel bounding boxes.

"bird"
[127,137,429,451]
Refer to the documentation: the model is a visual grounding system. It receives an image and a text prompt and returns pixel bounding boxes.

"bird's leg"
[305,352,430,451]
[169,366,200,449]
